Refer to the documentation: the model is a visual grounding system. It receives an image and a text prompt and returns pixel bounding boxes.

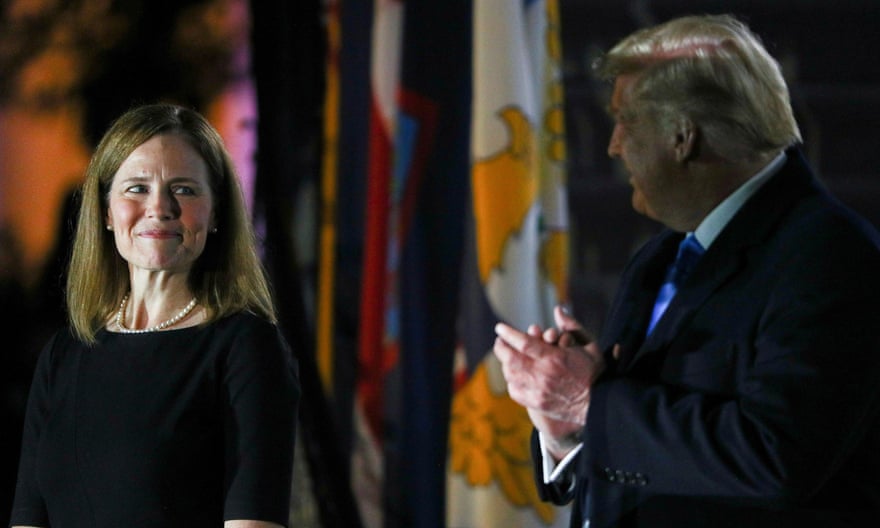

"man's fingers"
[552,305,575,328]
[560,330,593,347]
[494,322,530,351]
[493,335,519,364]
[493,336,537,378]
[496,322,551,360]
[553,306,593,346]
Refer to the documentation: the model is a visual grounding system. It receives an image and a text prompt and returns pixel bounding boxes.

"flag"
[312,0,374,525]
[347,1,472,527]
[447,0,570,526]
[316,0,342,396]
[350,1,403,525]
[251,1,364,526]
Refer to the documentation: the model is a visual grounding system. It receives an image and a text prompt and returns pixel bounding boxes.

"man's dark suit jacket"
[534,148,880,527]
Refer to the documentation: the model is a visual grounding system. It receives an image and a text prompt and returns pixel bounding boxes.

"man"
[494,14,880,528]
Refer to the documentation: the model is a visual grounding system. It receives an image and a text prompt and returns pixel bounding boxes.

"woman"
[10,104,300,527]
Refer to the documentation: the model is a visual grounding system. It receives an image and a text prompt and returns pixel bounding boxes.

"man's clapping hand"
[493,306,610,459]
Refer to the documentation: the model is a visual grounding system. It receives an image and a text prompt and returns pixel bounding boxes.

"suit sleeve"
[531,429,578,504]
[223,318,301,525]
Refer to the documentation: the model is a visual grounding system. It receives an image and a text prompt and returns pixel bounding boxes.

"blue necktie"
[647,234,705,334]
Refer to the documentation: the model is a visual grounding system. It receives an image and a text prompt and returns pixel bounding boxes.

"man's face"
[606,74,680,224]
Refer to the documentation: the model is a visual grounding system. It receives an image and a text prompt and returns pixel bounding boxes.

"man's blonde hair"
[596,14,801,162]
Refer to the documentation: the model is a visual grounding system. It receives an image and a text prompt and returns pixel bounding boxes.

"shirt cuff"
[539,431,584,484]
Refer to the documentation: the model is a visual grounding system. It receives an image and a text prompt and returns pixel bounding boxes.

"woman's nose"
[146,189,179,218]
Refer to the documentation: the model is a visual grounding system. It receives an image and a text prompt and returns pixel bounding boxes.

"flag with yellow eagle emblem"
[447,0,570,527]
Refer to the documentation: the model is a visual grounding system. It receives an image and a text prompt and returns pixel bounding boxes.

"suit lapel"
[638,245,744,354]
[619,147,822,372]
[601,231,679,372]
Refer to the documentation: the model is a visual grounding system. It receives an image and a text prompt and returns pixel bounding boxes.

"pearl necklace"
[115,293,198,334]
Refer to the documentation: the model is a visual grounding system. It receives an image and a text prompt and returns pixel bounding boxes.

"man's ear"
[673,117,698,162]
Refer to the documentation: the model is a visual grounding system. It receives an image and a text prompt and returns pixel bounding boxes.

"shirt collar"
[692,150,787,249]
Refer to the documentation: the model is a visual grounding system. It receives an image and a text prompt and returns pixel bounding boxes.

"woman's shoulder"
[31,326,91,376]
[205,311,288,351]
[42,325,90,353]
[208,312,296,372]
[210,311,278,334]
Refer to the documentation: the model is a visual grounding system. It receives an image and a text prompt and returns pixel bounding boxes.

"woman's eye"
[126,184,148,193]
[172,186,196,195]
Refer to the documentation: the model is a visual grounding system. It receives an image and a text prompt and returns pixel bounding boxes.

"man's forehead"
[609,74,638,112]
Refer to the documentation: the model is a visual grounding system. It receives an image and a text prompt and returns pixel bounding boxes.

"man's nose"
[607,123,622,159]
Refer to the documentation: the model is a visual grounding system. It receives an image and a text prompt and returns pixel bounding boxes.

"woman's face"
[106,133,215,275]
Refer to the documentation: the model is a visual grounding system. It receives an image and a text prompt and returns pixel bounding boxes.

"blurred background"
[1,1,877,527]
